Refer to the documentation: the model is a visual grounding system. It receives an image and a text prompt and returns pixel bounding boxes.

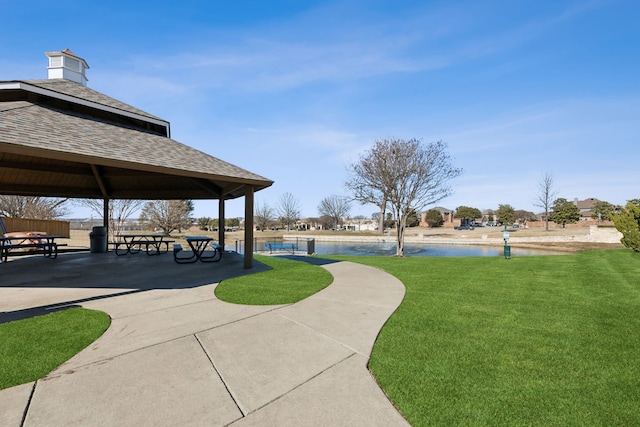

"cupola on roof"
[45,49,89,86]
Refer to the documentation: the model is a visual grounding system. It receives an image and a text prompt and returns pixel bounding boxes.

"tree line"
[2,141,639,253]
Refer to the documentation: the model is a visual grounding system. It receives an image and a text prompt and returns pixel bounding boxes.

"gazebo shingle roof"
[16,79,165,122]
[0,79,273,200]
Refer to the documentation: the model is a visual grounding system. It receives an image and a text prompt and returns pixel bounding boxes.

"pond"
[310,241,553,257]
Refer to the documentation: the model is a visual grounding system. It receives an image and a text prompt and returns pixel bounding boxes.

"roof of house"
[0,79,273,200]
[431,207,453,214]
[575,197,600,210]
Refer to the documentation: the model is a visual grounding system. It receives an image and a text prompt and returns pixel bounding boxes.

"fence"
[232,237,316,255]
[1,217,70,238]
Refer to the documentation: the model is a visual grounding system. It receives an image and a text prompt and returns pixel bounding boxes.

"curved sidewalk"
[1,254,410,426]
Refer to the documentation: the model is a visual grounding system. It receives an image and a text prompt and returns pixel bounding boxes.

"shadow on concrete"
[0,251,270,323]
[1,251,269,290]
[0,291,144,324]
[275,255,342,266]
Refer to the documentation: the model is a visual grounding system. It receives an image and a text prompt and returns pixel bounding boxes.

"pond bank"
[284,225,624,253]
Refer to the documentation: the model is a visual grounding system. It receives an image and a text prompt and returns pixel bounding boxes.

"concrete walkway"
[0,252,409,426]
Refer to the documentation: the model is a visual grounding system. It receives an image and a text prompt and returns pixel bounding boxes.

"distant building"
[573,197,601,221]
[419,207,455,227]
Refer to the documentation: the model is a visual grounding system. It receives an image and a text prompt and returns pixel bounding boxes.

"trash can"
[503,245,511,259]
[90,226,108,253]
[307,238,315,255]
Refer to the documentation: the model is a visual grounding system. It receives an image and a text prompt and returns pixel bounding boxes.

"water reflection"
[312,242,551,257]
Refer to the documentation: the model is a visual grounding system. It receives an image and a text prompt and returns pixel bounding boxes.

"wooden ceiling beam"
[90,164,110,199]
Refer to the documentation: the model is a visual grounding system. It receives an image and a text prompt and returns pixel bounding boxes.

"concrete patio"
[0,250,409,426]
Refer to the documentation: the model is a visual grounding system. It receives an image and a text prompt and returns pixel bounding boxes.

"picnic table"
[1,234,68,262]
[114,234,175,256]
[173,236,223,264]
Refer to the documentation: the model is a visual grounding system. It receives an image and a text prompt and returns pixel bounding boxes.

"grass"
[331,250,640,426]
[219,250,640,426]
[3,250,638,426]
[214,254,334,305]
[0,308,110,390]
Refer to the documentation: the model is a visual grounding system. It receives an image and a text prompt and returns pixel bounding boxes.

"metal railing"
[233,237,315,255]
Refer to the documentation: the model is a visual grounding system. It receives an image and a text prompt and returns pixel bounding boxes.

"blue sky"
[2,0,638,220]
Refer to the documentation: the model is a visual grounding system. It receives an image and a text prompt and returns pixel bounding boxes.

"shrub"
[612,199,640,251]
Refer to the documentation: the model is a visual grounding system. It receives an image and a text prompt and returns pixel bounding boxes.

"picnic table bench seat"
[0,218,67,262]
[112,235,176,256]
[1,238,67,262]
[173,240,223,263]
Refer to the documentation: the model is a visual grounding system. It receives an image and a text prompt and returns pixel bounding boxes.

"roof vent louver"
[45,49,89,86]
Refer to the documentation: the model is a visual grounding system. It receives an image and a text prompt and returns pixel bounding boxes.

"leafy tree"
[384,212,395,229]
[197,217,215,231]
[346,138,461,256]
[226,218,240,228]
[534,172,558,231]
[496,204,515,225]
[591,200,617,221]
[139,200,194,234]
[276,192,301,230]
[425,209,444,227]
[318,195,351,231]
[406,208,420,227]
[0,195,69,219]
[254,201,275,231]
[455,206,482,224]
[549,198,580,228]
[612,199,640,251]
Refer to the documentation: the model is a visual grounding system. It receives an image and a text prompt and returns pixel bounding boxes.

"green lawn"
[3,250,639,426]
[214,254,334,305]
[333,250,640,426]
[0,308,110,390]
[220,250,640,426]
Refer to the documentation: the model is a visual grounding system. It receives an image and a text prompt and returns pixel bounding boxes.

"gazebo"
[0,50,273,268]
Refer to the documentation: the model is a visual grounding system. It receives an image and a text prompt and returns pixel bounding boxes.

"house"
[574,197,600,221]
[420,207,455,227]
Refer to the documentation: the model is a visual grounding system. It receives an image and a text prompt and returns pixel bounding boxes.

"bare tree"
[76,198,145,241]
[254,200,275,231]
[346,145,389,234]
[514,209,536,226]
[347,138,462,256]
[534,172,557,231]
[276,192,301,230]
[318,195,351,230]
[139,200,194,234]
[0,195,69,219]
